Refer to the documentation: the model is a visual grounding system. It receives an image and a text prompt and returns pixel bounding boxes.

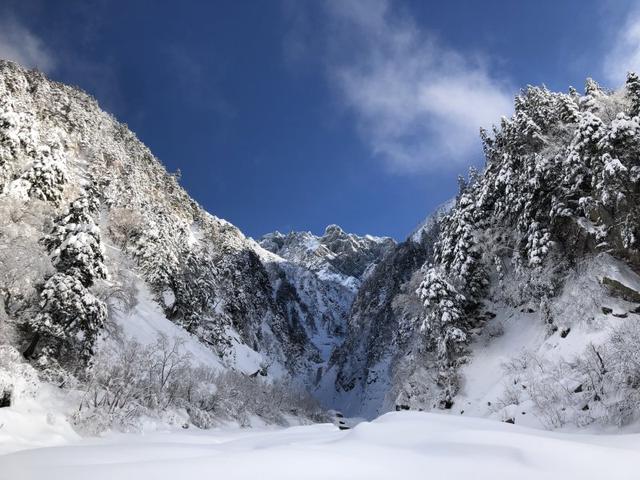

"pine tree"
[42,193,107,287]
[417,267,467,408]
[581,78,603,112]
[21,145,67,205]
[26,188,107,364]
[560,94,581,124]
[31,273,107,362]
[436,187,488,303]
[525,222,551,267]
[167,247,218,333]
[626,72,640,117]
[127,214,184,292]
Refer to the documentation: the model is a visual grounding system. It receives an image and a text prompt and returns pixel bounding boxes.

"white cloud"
[0,18,56,72]
[603,11,640,86]
[324,0,513,173]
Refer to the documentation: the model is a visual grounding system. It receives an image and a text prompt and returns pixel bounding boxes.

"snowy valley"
[3,58,640,476]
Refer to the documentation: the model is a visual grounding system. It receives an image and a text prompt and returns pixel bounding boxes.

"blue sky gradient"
[0,0,638,239]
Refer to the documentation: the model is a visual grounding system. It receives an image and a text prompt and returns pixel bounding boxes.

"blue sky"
[0,0,639,240]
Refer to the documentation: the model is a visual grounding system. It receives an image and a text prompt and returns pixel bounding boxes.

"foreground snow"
[2,412,640,480]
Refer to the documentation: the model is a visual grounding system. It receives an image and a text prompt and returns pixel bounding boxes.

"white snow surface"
[111,281,223,368]
[2,411,640,480]
[0,383,81,456]
[452,253,640,426]
[107,278,272,377]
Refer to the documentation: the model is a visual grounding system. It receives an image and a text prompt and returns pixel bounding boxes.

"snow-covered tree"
[0,102,18,190]
[30,273,107,363]
[127,214,184,292]
[42,192,107,287]
[417,266,467,407]
[26,188,107,364]
[580,77,604,112]
[436,190,487,303]
[0,197,52,315]
[20,145,67,205]
[626,72,640,117]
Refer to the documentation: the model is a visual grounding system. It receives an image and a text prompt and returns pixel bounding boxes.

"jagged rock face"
[258,226,396,391]
[326,210,443,416]
[260,225,395,290]
[336,242,428,372]
[320,225,395,279]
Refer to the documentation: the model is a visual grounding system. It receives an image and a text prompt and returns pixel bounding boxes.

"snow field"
[2,411,640,480]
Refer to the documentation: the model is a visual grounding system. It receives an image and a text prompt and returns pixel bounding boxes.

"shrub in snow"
[495,318,640,428]
[74,333,325,434]
[75,334,215,433]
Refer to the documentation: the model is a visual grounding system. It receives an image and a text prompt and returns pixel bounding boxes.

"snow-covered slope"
[3,412,640,480]
[0,60,329,430]
[409,198,454,244]
[327,76,640,430]
[0,60,396,433]
[453,253,640,428]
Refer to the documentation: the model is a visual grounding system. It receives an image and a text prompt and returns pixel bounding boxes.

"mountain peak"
[323,224,344,236]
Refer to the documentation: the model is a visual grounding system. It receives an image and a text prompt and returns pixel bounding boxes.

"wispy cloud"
[603,5,640,86]
[0,17,55,72]
[321,0,513,173]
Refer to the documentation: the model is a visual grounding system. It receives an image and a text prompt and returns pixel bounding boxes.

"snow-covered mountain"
[260,225,395,291]
[319,210,441,416]
[0,60,391,431]
[4,58,640,436]
[257,226,395,396]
